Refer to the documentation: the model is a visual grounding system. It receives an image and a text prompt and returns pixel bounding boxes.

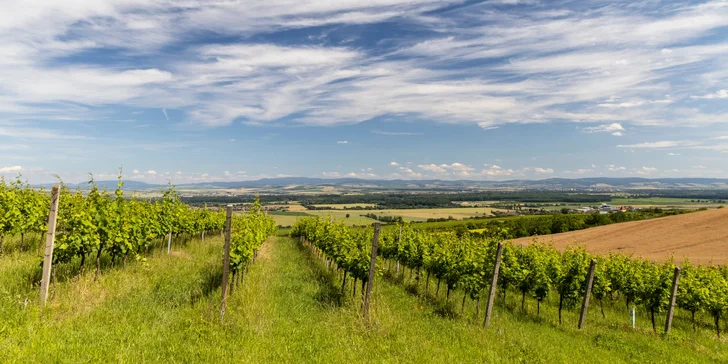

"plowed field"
[512,208,728,265]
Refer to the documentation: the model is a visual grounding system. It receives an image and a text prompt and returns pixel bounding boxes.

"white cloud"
[607,165,626,171]
[336,140,348,144]
[634,166,658,175]
[525,167,554,174]
[617,141,697,149]
[0,165,22,173]
[162,108,169,120]
[0,0,726,134]
[389,162,400,166]
[612,132,623,136]
[417,162,475,175]
[322,172,341,177]
[667,153,681,156]
[690,90,728,99]
[482,164,515,176]
[132,170,140,174]
[583,123,625,134]
[418,164,447,174]
[176,171,183,175]
[146,170,157,175]
[344,172,376,178]
[692,165,707,169]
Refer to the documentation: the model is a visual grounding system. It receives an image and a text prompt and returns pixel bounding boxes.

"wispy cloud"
[617,141,698,149]
[583,123,625,135]
[371,130,423,136]
[336,140,348,144]
[0,127,89,140]
[162,108,169,120]
[690,90,728,99]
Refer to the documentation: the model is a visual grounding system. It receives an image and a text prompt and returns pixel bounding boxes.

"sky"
[1,0,727,184]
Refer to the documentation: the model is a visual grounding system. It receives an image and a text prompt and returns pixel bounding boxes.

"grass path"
[1,237,726,362]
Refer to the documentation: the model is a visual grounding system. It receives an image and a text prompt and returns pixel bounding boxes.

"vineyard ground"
[0,236,725,362]
[512,207,728,265]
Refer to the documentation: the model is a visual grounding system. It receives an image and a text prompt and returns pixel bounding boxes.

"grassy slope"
[1,236,725,362]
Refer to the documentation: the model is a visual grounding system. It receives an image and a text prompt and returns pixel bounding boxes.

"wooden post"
[202,230,205,243]
[363,222,380,322]
[166,232,172,254]
[484,242,503,328]
[220,205,233,320]
[40,185,60,306]
[665,267,681,334]
[578,259,597,330]
[396,225,402,276]
[630,307,636,329]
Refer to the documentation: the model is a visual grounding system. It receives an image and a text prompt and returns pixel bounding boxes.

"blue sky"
[1,0,727,184]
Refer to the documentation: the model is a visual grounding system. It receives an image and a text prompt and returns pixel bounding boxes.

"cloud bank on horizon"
[1,0,727,183]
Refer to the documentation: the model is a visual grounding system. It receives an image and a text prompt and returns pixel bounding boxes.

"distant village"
[492,203,638,217]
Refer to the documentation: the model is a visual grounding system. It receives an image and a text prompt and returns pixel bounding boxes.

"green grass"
[1,236,726,362]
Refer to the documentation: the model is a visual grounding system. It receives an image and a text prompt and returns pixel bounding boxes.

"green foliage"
[229,197,277,273]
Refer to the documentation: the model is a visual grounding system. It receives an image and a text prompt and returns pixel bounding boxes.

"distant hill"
[36,177,728,192]
[36,180,161,191]
[177,177,728,190]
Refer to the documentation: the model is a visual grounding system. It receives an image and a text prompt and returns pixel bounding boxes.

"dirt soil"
[511,208,728,265]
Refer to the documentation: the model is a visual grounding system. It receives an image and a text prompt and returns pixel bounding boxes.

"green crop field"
[306,210,377,225]
[2,235,725,362]
[267,210,313,227]
[310,203,377,209]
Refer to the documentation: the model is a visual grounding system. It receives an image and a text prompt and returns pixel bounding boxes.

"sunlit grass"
[0,236,725,362]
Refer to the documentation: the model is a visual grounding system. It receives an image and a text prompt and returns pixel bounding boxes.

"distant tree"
[561,207,570,214]
[346,213,350,218]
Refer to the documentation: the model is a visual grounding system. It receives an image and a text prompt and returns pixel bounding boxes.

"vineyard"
[291,216,728,337]
[0,175,276,301]
[1,176,727,361]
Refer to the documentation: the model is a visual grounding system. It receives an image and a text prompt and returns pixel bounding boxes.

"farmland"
[512,208,728,265]
[310,203,377,209]
[2,180,728,363]
[269,207,507,227]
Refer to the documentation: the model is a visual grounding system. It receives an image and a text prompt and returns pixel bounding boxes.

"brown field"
[512,208,728,265]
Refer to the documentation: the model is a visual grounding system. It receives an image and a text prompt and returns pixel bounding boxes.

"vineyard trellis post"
[167,232,172,254]
[630,307,636,329]
[220,205,233,320]
[664,266,681,334]
[396,225,402,276]
[484,242,503,328]
[39,185,60,306]
[578,259,597,330]
[363,222,381,322]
